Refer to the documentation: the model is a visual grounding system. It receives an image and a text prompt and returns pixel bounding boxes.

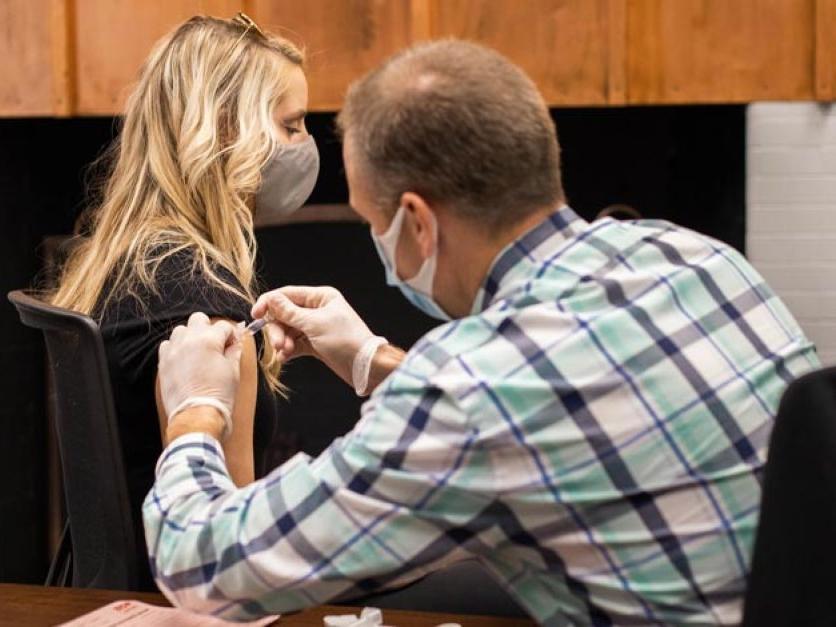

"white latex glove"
[158,312,244,437]
[251,286,384,393]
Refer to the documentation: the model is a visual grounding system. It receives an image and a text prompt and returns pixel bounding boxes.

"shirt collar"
[471,205,587,314]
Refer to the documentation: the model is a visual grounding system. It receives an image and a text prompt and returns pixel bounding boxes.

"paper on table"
[58,600,279,626]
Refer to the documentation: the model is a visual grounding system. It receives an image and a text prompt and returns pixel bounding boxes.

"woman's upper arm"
[220,325,258,485]
[156,319,259,486]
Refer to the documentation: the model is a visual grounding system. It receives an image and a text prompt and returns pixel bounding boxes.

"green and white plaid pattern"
[145,207,818,625]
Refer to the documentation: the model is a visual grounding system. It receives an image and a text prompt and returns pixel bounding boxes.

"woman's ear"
[400,191,436,259]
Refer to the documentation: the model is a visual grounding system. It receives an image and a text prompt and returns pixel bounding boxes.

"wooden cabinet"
[72,0,423,113]
[0,0,71,116]
[73,0,243,114]
[430,0,623,106]
[817,0,836,100]
[1,0,835,116]
[250,0,420,111]
[625,0,816,104]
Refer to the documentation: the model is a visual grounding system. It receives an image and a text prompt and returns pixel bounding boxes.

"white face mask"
[370,206,451,321]
[255,135,320,220]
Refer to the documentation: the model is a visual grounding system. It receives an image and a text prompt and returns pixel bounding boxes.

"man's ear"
[400,191,436,259]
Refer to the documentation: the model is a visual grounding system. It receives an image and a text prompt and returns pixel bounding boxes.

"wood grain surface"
[0,583,535,627]
[1,2,834,116]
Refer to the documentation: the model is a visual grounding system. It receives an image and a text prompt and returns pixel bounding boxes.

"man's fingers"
[292,334,314,358]
[252,285,340,319]
[264,292,310,329]
[234,320,246,343]
[265,323,311,360]
[158,339,170,359]
[252,289,301,319]
[282,334,295,356]
[170,324,187,342]
[251,293,271,319]
[263,319,287,348]
[265,323,287,353]
[207,320,239,349]
[223,334,244,369]
[188,311,211,327]
[168,314,215,347]
[277,285,337,307]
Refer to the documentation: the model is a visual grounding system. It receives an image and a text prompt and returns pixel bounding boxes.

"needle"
[244,316,270,334]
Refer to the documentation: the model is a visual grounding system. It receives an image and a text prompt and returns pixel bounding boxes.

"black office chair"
[8,290,138,590]
[742,366,836,626]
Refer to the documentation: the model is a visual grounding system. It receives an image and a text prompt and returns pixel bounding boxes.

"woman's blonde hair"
[52,15,304,392]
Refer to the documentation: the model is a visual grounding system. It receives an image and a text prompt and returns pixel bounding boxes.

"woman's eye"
[285,125,301,136]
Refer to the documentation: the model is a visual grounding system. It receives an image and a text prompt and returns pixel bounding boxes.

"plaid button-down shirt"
[144,207,817,625]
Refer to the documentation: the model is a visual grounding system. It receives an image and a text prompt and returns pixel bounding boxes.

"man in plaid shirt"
[146,41,817,625]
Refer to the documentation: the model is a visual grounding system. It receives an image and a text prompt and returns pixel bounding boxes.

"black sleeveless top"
[96,250,278,590]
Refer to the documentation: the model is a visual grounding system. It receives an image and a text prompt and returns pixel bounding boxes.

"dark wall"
[310,105,746,248]
[0,106,744,582]
[555,106,745,251]
[0,118,117,582]
[308,105,747,250]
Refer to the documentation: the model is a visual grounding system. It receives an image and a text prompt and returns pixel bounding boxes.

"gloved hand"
[251,286,386,394]
[158,312,243,437]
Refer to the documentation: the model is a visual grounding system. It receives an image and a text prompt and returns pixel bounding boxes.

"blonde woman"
[52,14,317,589]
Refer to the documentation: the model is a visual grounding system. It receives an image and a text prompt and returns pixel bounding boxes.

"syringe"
[244,316,270,334]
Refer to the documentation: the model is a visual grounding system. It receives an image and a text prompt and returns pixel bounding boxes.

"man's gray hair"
[337,39,564,228]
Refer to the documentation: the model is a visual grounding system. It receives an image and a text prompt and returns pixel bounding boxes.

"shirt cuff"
[154,432,227,477]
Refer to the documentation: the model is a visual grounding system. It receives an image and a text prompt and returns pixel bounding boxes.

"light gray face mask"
[255,135,320,220]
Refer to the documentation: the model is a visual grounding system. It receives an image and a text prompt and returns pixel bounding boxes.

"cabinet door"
[430,0,621,106]
[626,0,815,104]
[74,0,242,114]
[250,0,417,111]
[816,0,836,100]
[0,0,70,116]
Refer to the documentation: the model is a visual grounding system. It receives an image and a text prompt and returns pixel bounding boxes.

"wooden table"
[0,584,534,626]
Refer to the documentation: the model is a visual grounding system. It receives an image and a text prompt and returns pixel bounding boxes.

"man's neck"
[441,203,561,317]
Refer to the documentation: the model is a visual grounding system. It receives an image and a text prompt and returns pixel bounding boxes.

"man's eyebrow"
[282,110,307,124]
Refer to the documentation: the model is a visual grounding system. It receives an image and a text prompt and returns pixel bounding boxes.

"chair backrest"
[742,366,836,626]
[7,290,138,590]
